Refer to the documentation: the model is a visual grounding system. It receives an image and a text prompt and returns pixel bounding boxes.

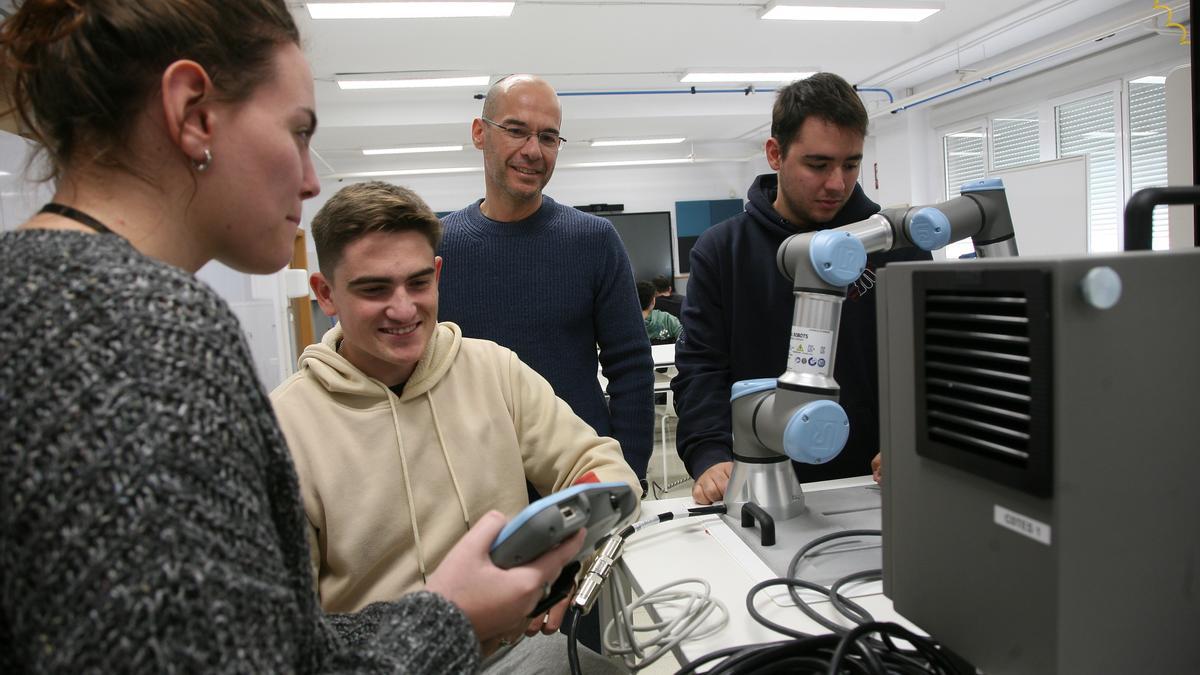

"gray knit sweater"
[0,230,481,673]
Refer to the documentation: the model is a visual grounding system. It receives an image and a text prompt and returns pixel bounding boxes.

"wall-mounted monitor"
[675,198,745,273]
[603,211,675,283]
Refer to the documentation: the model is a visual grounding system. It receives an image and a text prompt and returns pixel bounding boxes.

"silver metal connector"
[571,534,626,615]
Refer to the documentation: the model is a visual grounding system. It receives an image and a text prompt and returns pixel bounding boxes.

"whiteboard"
[992,155,1089,257]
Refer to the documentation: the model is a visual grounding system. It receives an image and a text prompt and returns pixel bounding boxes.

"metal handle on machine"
[1123,186,1200,251]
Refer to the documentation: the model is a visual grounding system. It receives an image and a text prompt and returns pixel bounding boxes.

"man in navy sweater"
[673,73,931,504]
[438,75,654,483]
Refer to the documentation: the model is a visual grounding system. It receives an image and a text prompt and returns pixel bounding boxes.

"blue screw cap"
[783,400,849,464]
[908,207,952,251]
[809,230,867,287]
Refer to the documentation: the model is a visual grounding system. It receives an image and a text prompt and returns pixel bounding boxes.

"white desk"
[650,343,675,368]
[611,477,923,666]
[597,345,678,484]
[596,343,675,391]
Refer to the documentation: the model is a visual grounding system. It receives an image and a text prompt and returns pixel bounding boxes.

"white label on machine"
[994,505,1052,545]
[787,327,834,376]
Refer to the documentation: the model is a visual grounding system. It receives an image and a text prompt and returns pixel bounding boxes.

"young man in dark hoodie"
[672,72,931,504]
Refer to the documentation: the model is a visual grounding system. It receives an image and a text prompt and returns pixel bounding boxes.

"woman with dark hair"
[0,1,580,671]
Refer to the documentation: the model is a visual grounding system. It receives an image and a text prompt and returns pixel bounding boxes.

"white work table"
[598,344,675,388]
[611,476,924,667]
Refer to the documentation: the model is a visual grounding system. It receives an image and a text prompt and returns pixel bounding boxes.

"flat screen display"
[603,211,674,283]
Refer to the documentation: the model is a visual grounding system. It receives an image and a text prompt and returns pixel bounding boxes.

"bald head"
[482,74,560,120]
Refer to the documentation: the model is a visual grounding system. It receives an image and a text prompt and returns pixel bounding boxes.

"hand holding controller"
[489,482,638,616]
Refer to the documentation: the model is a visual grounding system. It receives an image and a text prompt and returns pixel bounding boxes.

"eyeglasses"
[481,117,565,150]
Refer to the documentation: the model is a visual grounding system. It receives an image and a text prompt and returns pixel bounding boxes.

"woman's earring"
[194,148,213,172]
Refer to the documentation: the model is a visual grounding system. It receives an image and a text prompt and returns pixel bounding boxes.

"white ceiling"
[292,0,1186,179]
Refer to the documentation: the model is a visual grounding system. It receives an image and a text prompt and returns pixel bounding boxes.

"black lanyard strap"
[40,202,113,235]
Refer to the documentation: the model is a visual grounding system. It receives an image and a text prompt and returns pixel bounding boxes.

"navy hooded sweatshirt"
[672,174,931,483]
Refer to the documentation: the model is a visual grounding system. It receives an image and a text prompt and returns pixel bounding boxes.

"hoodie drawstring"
[385,391,430,584]
[427,396,472,531]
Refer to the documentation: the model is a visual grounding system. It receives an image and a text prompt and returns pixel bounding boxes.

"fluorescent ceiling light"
[338,75,490,90]
[363,145,464,155]
[1130,75,1166,84]
[565,158,694,169]
[339,166,483,178]
[0,171,10,176]
[590,138,686,147]
[681,71,814,84]
[307,2,514,19]
[760,2,941,22]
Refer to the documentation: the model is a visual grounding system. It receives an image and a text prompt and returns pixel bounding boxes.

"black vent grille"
[925,292,1032,464]
[914,270,1052,497]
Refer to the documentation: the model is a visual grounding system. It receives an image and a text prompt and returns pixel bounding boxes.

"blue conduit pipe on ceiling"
[887,57,1053,113]
[853,86,895,103]
[883,31,1122,114]
[473,87,775,99]
[474,85,902,102]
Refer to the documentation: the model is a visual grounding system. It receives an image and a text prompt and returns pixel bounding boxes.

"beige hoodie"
[271,321,639,613]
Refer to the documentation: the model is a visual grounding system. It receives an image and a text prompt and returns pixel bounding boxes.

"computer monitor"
[603,211,674,282]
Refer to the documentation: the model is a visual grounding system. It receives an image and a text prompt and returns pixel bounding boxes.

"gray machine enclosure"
[878,249,1200,675]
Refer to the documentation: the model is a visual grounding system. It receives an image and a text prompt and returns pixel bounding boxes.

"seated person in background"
[651,274,683,318]
[638,281,682,345]
[270,181,640,667]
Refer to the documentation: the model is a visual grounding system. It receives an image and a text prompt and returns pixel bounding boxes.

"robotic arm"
[725,179,1019,527]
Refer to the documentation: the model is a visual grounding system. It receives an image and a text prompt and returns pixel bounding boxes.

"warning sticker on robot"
[787,326,833,376]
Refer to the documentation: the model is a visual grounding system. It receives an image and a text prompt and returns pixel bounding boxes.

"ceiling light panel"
[760,2,941,22]
[362,145,464,155]
[681,71,815,83]
[590,138,686,147]
[340,166,483,178]
[308,2,515,19]
[566,158,695,169]
[337,75,490,89]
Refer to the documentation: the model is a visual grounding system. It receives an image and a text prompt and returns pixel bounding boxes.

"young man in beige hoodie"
[271,181,639,669]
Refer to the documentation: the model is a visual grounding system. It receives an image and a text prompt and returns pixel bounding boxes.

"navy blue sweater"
[438,197,654,478]
[672,174,932,483]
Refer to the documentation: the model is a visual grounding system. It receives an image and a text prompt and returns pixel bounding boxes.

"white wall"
[194,263,296,391]
[1165,65,1194,248]
[302,157,769,298]
[7,27,1189,389]
[867,33,1188,215]
[862,109,935,210]
[0,131,54,231]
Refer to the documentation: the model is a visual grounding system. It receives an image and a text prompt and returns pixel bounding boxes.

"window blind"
[1056,93,1119,252]
[944,129,986,199]
[1128,82,1169,250]
[991,112,1040,171]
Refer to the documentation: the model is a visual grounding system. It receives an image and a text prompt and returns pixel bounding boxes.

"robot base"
[723,460,882,586]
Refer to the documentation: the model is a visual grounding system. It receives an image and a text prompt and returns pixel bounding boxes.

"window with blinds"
[1056,92,1119,252]
[1128,81,1169,250]
[991,111,1040,171]
[944,129,986,198]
